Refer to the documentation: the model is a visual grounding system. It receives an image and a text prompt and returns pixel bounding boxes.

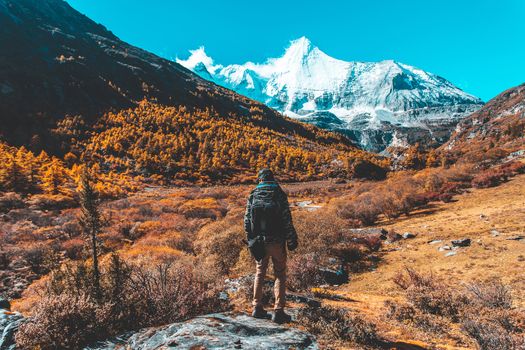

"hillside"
[178,37,483,151]
[0,0,355,156]
[442,83,525,163]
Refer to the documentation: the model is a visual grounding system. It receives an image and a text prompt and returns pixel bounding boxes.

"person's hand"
[287,239,298,251]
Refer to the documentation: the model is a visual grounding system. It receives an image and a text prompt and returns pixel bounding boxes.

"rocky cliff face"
[442,83,525,160]
[178,37,483,152]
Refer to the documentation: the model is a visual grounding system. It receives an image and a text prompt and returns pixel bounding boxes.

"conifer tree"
[41,157,69,195]
[78,168,102,300]
[0,155,28,193]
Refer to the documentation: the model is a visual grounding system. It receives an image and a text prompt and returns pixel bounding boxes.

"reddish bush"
[297,306,379,345]
[499,161,525,176]
[16,293,102,350]
[61,238,85,260]
[472,171,505,188]
[438,193,454,203]
[440,181,469,194]
[18,257,227,349]
[288,253,325,291]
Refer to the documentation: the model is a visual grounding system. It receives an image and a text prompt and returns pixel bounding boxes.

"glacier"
[177,37,483,152]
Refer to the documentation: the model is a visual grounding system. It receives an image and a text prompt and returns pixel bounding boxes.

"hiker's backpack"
[250,185,282,239]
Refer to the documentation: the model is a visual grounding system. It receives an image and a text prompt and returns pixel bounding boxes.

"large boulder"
[0,308,24,350]
[89,312,318,350]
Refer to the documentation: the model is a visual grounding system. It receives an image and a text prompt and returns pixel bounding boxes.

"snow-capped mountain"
[177,37,483,152]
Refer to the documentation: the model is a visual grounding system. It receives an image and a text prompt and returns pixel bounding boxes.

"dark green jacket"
[244,181,297,243]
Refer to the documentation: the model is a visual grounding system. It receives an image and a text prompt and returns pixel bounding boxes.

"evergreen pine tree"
[78,168,102,300]
[0,155,28,193]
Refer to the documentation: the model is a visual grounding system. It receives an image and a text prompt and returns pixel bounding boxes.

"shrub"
[16,293,101,350]
[17,256,228,349]
[288,253,325,291]
[349,159,388,180]
[61,238,85,260]
[390,269,525,347]
[194,216,245,275]
[237,274,275,305]
[336,192,382,225]
[499,161,525,175]
[385,300,447,334]
[472,171,505,188]
[0,192,25,213]
[393,268,469,320]
[26,194,76,210]
[466,280,512,309]
[297,306,379,346]
[438,193,454,203]
[22,243,60,274]
[462,318,518,350]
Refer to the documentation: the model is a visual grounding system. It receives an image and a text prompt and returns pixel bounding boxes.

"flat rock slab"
[89,312,318,350]
[0,309,24,350]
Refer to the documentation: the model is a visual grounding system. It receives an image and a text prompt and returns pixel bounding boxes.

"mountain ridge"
[178,37,484,152]
[1,0,354,153]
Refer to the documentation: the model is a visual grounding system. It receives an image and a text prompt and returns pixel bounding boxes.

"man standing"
[244,169,298,324]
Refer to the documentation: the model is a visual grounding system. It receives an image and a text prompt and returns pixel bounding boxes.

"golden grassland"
[325,173,525,349]
[5,162,525,349]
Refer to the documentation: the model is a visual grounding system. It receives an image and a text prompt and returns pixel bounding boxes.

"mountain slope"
[0,0,386,184]
[178,37,483,152]
[442,83,525,162]
[0,0,353,153]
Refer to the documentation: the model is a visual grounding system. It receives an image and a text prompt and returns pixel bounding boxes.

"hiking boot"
[272,309,292,324]
[252,306,269,319]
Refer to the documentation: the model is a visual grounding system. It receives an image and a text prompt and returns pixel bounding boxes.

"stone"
[388,233,402,242]
[445,251,457,257]
[506,235,525,241]
[0,309,24,350]
[490,230,500,237]
[438,245,452,251]
[348,228,388,237]
[402,232,416,239]
[88,312,318,350]
[451,238,471,247]
[0,299,10,310]
[428,239,443,245]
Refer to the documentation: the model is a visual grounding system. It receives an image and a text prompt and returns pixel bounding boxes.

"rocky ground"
[88,313,318,350]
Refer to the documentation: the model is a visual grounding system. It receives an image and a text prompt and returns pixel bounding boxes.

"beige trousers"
[253,242,287,311]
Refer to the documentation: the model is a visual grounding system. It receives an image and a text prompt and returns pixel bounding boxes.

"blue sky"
[67,0,524,101]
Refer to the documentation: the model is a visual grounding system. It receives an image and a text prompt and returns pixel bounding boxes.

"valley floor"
[6,171,525,349]
[324,173,525,349]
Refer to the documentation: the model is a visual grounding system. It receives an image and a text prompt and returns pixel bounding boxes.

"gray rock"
[439,245,452,251]
[451,238,471,247]
[348,228,388,236]
[88,312,318,350]
[506,235,525,241]
[0,299,9,310]
[0,309,24,350]
[490,230,500,237]
[402,232,416,239]
[445,251,457,257]
[428,239,443,245]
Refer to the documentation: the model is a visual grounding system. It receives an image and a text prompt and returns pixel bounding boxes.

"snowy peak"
[177,46,221,74]
[178,37,483,151]
[279,36,317,66]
